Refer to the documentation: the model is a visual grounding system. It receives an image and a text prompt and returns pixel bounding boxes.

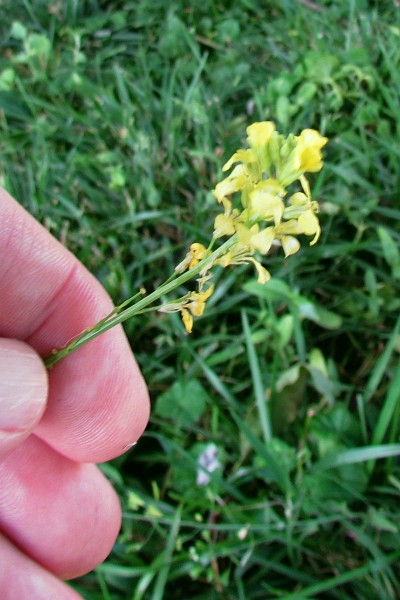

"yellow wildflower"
[216,244,271,284]
[180,285,215,333]
[222,149,256,173]
[181,309,193,334]
[298,210,321,245]
[213,164,248,203]
[246,121,276,149]
[283,192,321,245]
[175,242,208,273]
[295,129,328,173]
[249,179,285,224]
[236,223,275,255]
[189,243,207,269]
[214,213,236,238]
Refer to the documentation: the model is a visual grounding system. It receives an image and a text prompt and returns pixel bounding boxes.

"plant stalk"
[44,237,235,368]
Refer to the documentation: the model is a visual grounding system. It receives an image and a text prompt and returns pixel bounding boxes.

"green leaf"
[378,226,400,279]
[155,378,209,426]
[11,21,27,40]
[296,81,317,106]
[271,365,307,432]
[26,34,51,57]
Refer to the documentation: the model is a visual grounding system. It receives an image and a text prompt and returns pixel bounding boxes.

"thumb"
[0,338,48,458]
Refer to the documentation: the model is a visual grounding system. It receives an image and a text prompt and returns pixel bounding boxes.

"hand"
[0,189,150,598]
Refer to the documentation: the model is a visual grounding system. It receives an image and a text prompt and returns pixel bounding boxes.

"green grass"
[1,0,400,598]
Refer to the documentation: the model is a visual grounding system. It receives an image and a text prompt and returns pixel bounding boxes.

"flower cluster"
[212,121,327,282]
[44,121,328,367]
[164,121,327,333]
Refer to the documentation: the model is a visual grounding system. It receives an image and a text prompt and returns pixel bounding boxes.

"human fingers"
[0,435,121,580]
[0,533,82,600]
[0,339,47,459]
[0,188,149,462]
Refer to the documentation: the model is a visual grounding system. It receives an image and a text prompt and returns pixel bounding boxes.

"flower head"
[173,121,326,333]
[196,443,221,486]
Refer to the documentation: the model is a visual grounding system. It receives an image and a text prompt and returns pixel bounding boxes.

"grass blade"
[241,310,272,444]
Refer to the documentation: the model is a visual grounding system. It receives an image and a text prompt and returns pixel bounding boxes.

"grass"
[1,0,400,598]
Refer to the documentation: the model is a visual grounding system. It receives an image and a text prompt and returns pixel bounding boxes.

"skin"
[0,188,150,598]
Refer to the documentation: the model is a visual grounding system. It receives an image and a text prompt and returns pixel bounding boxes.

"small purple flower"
[196,443,221,486]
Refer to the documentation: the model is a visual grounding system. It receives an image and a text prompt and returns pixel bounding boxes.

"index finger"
[0,189,149,462]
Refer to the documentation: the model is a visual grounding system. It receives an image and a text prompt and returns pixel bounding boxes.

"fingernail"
[0,339,48,432]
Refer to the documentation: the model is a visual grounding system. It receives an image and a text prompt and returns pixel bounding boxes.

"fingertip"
[36,327,150,463]
[0,437,122,580]
[0,339,48,458]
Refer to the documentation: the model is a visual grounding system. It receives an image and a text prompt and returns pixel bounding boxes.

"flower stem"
[44,237,235,368]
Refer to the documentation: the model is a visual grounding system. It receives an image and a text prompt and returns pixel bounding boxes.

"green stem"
[44,237,235,368]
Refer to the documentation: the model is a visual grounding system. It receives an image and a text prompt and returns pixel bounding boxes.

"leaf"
[271,365,308,433]
[301,462,368,507]
[11,21,27,40]
[304,52,340,83]
[0,91,30,119]
[378,226,400,279]
[244,279,342,330]
[26,34,51,57]
[296,81,317,106]
[298,300,342,329]
[155,378,209,426]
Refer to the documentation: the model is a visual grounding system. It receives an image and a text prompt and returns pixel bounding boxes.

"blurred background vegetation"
[1,0,400,598]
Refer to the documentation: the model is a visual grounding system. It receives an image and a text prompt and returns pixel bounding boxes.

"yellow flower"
[189,243,207,269]
[216,244,271,284]
[249,179,285,224]
[180,285,215,333]
[298,210,321,245]
[283,192,321,245]
[181,309,193,334]
[246,121,276,149]
[236,223,275,255]
[280,234,301,257]
[222,149,256,173]
[175,242,208,273]
[214,213,236,238]
[213,164,248,203]
[295,129,328,173]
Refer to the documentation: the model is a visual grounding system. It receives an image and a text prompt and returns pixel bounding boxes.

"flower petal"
[281,235,301,257]
[251,227,275,254]
[212,165,247,201]
[213,214,235,238]
[181,309,193,333]
[222,149,255,172]
[248,258,271,284]
[246,121,276,148]
[250,190,284,223]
